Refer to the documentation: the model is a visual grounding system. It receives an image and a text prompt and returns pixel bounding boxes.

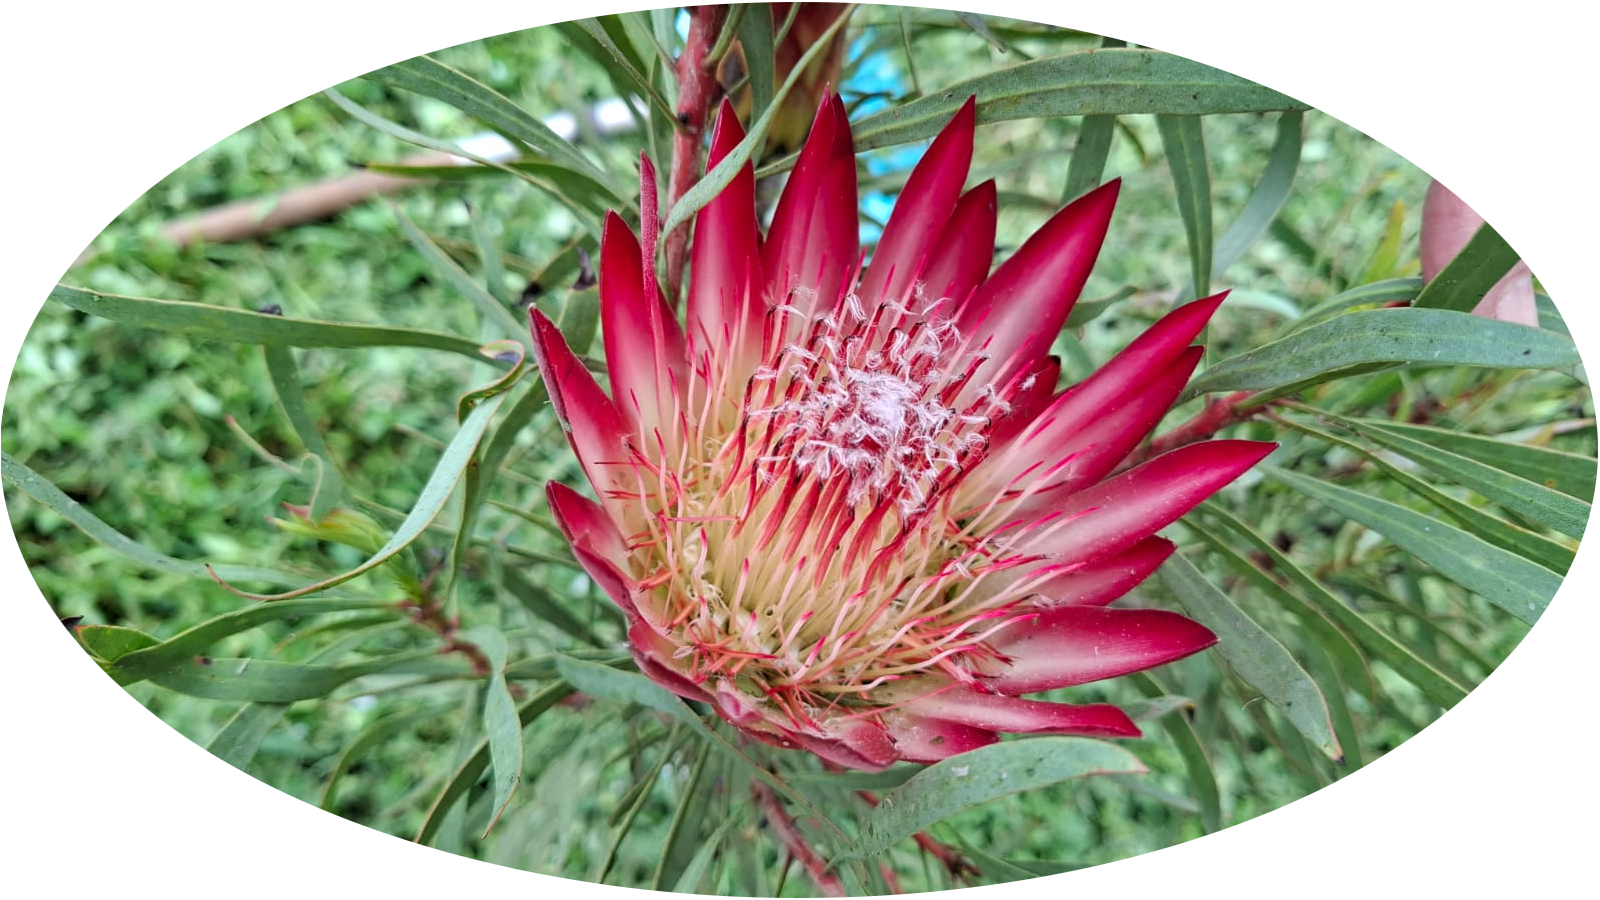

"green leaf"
[393,208,525,343]
[1264,466,1561,625]
[734,4,776,128]
[1206,110,1302,290]
[1196,502,1468,708]
[842,737,1145,859]
[554,655,694,721]
[51,284,496,364]
[653,741,714,891]
[145,653,434,702]
[363,55,613,186]
[1062,114,1115,204]
[1358,200,1410,284]
[222,386,511,601]
[842,49,1306,153]
[1158,114,1212,300]
[323,91,613,239]
[1130,672,1220,832]
[954,11,1009,52]
[1336,416,1591,540]
[1288,277,1424,334]
[670,812,743,894]
[1354,419,1596,503]
[208,703,291,770]
[96,597,393,685]
[262,346,344,521]
[1158,554,1342,762]
[416,682,575,847]
[502,566,606,645]
[466,203,509,306]
[321,705,449,812]
[1411,222,1522,313]
[1183,307,1583,400]
[5,451,298,585]
[568,19,678,124]
[75,624,159,664]
[460,627,523,837]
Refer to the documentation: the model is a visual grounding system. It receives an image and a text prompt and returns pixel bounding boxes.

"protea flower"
[531,93,1275,770]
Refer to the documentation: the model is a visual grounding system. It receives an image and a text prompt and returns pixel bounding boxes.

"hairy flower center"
[630,285,1037,725]
[746,296,989,516]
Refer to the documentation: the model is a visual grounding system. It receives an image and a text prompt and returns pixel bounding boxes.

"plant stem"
[753,780,845,897]
[1119,389,1268,471]
[665,4,729,306]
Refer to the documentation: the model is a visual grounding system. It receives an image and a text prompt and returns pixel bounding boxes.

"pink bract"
[530,93,1274,770]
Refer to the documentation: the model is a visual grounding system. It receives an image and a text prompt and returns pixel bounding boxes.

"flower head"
[531,94,1274,770]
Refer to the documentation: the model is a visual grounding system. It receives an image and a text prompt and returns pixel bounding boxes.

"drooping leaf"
[363,55,615,186]
[1196,502,1468,708]
[1158,114,1212,301]
[321,705,451,812]
[51,285,496,364]
[1183,307,1583,401]
[1352,418,1596,503]
[393,208,525,342]
[1158,553,1342,762]
[1334,416,1590,540]
[219,384,512,601]
[416,682,576,847]
[208,702,291,771]
[1411,222,1522,313]
[1130,672,1220,833]
[843,737,1145,859]
[1265,466,1561,625]
[841,49,1307,153]
[1201,109,1302,294]
[460,626,523,837]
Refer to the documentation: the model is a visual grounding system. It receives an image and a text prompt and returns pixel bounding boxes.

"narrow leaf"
[146,653,434,702]
[262,346,344,521]
[1184,307,1583,400]
[1196,502,1469,708]
[364,56,612,185]
[843,738,1145,859]
[394,208,525,342]
[219,387,511,601]
[841,49,1306,154]
[554,655,693,721]
[1337,416,1591,539]
[1062,114,1115,204]
[416,682,575,846]
[1357,418,1596,503]
[1158,554,1342,762]
[1208,110,1302,285]
[735,5,776,127]
[460,627,523,837]
[1288,277,1424,335]
[208,703,291,770]
[1158,114,1212,300]
[1265,466,1561,624]
[1130,672,1220,832]
[954,11,1009,52]
[1411,222,1522,313]
[107,597,394,685]
[321,705,448,812]
[52,285,496,364]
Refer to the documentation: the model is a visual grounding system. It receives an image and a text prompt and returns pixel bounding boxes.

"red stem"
[665,4,728,307]
[754,780,845,897]
[1118,389,1266,471]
